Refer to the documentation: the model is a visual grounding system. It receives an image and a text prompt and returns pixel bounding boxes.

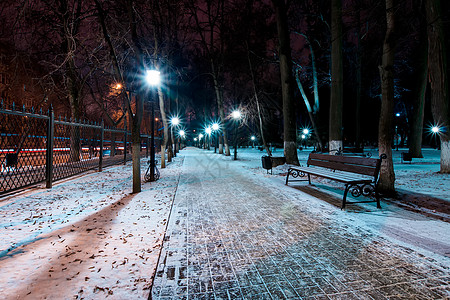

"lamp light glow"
[145,70,161,86]
[432,126,440,134]
[302,128,309,135]
[232,110,242,119]
[251,136,256,141]
[171,117,180,126]
[212,123,220,131]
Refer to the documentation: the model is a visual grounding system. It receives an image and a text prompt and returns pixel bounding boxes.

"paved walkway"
[151,148,449,299]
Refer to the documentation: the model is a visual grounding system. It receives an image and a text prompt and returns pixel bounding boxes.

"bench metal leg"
[307,174,311,185]
[285,169,291,185]
[342,184,350,209]
[375,186,381,209]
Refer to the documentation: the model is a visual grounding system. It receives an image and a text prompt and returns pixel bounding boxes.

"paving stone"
[151,149,450,299]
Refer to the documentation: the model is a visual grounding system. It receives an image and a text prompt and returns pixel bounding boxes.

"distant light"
[251,136,256,141]
[199,134,204,139]
[302,128,309,135]
[432,126,440,133]
[114,83,122,90]
[396,113,401,117]
[145,70,161,86]
[205,126,212,135]
[194,137,197,141]
[232,110,242,119]
[301,134,306,139]
[212,123,220,131]
[171,117,180,126]
[179,130,185,137]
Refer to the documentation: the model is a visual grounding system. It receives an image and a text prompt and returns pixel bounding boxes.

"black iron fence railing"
[1,105,154,195]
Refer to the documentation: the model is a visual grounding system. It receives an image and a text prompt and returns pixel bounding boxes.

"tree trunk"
[273,0,299,165]
[425,0,450,172]
[131,94,143,193]
[329,0,344,154]
[355,12,363,149]
[219,135,224,154]
[408,25,427,158]
[378,0,397,195]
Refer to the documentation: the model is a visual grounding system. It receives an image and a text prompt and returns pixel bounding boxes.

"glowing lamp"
[145,70,161,86]
[232,110,242,119]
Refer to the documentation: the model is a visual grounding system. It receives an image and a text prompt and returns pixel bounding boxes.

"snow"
[0,146,449,299]
[0,155,182,299]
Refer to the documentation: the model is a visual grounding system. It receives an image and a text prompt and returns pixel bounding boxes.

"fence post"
[99,120,104,172]
[123,124,127,165]
[45,106,54,188]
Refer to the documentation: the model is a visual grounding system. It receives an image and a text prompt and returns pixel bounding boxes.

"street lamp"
[212,123,220,153]
[205,126,212,150]
[232,110,242,160]
[251,135,256,148]
[170,116,180,157]
[431,126,440,134]
[145,69,160,182]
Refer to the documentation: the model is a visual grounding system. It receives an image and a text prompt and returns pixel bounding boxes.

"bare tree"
[186,0,231,156]
[329,0,343,154]
[425,0,450,173]
[293,33,323,150]
[272,0,299,165]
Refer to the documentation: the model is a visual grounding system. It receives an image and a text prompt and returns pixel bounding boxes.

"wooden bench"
[285,153,386,209]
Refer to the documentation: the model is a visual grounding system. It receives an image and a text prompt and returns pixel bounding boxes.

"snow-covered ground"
[0,155,182,299]
[0,147,448,299]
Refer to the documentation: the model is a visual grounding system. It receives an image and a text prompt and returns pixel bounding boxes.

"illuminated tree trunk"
[426,0,450,173]
[378,0,396,195]
[329,0,343,153]
[272,0,299,165]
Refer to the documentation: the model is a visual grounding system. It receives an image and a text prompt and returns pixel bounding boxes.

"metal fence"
[0,104,151,195]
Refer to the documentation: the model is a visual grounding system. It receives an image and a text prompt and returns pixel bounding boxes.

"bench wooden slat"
[307,159,377,176]
[291,167,372,184]
[308,153,379,167]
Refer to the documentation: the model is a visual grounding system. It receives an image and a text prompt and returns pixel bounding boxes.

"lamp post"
[212,123,219,153]
[251,135,256,148]
[179,129,185,150]
[205,126,212,150]
[170,117,180,157]
[199,133,204,148]
[145,69,161,182]
[232,110,242,160]
[301,128,309,149]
